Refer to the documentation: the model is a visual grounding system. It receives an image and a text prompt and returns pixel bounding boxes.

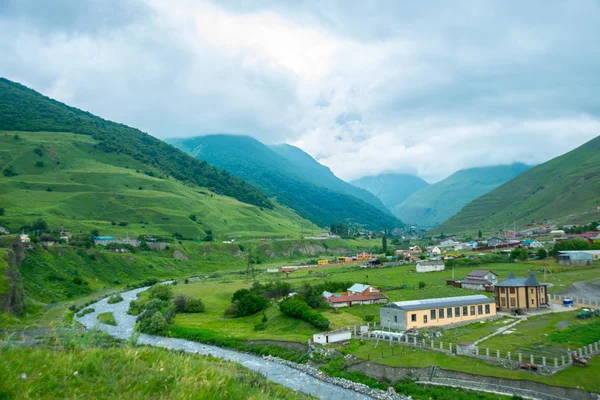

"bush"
[174,294,189,313]
[147,284,173,301]
[138,311,168,334]
[537,248,548,259]
[184,298,205,313]
[280,298,330,330]
[234,293,268,317]
[418,281,426,289]
[107,294,123,304]
[363,315,375,322]
[163,307,176,324]
[127,300,144,315]
[145,298,165,313]
[76,308,95,318]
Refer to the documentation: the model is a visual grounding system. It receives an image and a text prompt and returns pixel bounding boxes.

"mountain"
[393,163,532,228]
[436,136,600,234]
[0,78,317,238]
[168,135,402,230]
[350,173,429,210]
[0,78,271,209]
[270,144,391,213]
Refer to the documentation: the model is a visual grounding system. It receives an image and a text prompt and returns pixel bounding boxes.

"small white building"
[440,239,456,247]
[312,329,352,345]
[416,260,445,273]
[19,234,30,243]
[550,230,565,236]
[429,246,442,255]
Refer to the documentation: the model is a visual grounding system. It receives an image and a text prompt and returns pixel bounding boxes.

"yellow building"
[494,272,548,311]
[318,259,329,265]
[380,295,496,330]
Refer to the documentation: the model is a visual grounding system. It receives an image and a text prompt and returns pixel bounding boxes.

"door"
[423,315,428,324]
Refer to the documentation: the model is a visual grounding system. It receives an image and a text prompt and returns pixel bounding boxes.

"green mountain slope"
[0,131,315,239]
[350,173,429,210]
[436,136,600,234]
[0,78,271,209]
[393,163,531,227]
[270,144,391,213]
[168,135,402,230]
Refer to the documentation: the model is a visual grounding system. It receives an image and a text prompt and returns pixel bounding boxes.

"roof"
[521,239,534,244]
[348,283,370,293]
[385,295,493,311]
[496,272,546,287]
[416,261,444,266]
[327,294,388,303]
[94,236,114,240]
[322,291,333,298]
[467,270,496,278]
[558,250,600,255]
[317,328,351,336]
[462,278,493,286]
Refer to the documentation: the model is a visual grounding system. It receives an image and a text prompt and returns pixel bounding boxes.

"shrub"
[235,293,268,317]
[107,294,123,304]
[163,307,176,324]
[147,284,173,301]
[418,281,426,289]
[97,312,117,326]
[35,161,44,168]
[76,308,95,318]
[280,298,330,330]
[138,311,168,334]
[128,300,145,315]
[363,315,375,322]
[145,299,165,313]
[184,298,205,313]
[537,248,548,259]
[174,294,190,313]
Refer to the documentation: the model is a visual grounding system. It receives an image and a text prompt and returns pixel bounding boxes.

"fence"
[548,294,600,308]
[353,325,600,374]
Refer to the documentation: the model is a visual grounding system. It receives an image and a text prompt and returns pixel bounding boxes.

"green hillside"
[270,144,391,213]
[393,163,531,228]
[169,135,402,230]
[350,173,429,210]
[436,136,600,234]
[0,131,316,240]
[0,78,270,209]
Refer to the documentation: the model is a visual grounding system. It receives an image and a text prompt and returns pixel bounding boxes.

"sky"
[1,0,599,183]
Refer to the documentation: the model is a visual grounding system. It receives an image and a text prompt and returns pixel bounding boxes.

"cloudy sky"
[1,0,599,182]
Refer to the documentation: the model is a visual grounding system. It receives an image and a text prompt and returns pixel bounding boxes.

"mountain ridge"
[351,173,429,210]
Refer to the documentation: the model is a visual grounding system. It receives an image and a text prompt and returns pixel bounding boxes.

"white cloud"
[0,0,599,183]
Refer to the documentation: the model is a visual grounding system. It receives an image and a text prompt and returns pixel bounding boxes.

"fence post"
[507,352,511,361]
[595,342,599,352]
[530,355,534,364]
[440,342,443,350]
[475,347,479,356]
[561,356,565,365]
[422,338,426,347]
[518,353,522,362]
[431,340,434,349]
[497,350,500,359]
[543,357,546,366]
[449,343,453,353]
[580,348,584,357]
[554,358,558,368]
[413,337,417,345]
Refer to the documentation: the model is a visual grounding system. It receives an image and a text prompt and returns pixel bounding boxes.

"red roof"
[326,294,388,303]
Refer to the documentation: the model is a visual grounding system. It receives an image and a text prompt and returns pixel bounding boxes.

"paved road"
[76,287,372,400]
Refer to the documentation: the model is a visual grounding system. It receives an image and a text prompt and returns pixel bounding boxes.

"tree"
[147,284,173,301]
[382,234,388,253]
[189,214,197,221]
[478,230,482,239]
[0,207,4,216]
[91,229,100,237]
[537,248,547,259]
[204,229,213,242]
[418,281,426,289]
[174,294,189,313]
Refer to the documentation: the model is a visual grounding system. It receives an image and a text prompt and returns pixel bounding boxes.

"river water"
[76,287,373,400]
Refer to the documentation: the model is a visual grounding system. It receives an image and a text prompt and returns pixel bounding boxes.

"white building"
[19,234,30,243]
[416,260,445,273]
[312,329,352,344]
[429,246,442,255]
[440,239,457,247]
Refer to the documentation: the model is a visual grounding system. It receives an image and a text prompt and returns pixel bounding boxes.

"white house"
[19,234,30,243]
[550,230,565,236]
[429,246,442,255]
[312,329,352,344]
[347,283,380,296]
[440,239,456,247]
[416,260,445,273]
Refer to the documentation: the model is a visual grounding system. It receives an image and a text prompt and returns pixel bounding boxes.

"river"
[75,286,374,400]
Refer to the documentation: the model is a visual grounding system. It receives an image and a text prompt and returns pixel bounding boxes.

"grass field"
[0,346,311,399]
[344,340,600,393]
[0,131,318,241]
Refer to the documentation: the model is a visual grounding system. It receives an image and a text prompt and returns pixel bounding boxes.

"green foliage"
[350,173,429,210]
[550,319,600,344]
[97,312,117,326]
[127,300,145,316]
[189,214,197,221]
[537,248,548,259]
[147,284,173,301]
[0,207,4,216]
[227,290,269,318]
[0,78,272,209]
[107,294,123,304]
[137,311,168,334]
[184,297,205,313]
[418,281,426,289]
[330,222,349,236]
[3,165,17,177]
[382,234,387,252]
[169,135,401,230]
[35,161,44,168]
[551,238,600,256]
[279,297,330,330]
[563,221,599,234]
[510,248,529,261]
[76,308,95,317]
[363,315,375,322]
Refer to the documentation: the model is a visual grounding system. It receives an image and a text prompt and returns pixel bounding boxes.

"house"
[40,235,58,247]
[429,246,442,255]
[521,239,543,249]
[550,230,565,236]
[557,250,600,260]
[148,242,169,251]
[356,251,373,262]
[461,270,498,291]
[557,251,594,266]
[440,239,456,247]
[380,295,496,330]
[348,283,381,296]
[468,241,478,249]
[322,284,388,308]
[19,234,30,243]
[409,245,422,253]
[494,272,548,311]
[487,237,504,247]
[416,260,445,273]
[93,236,116,245]
[318,259,329,266]
[0,226,9,235]
[312,329,352,344]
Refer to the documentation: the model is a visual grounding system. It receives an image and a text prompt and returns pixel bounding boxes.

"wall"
[380,302,496,330]
[416,264,445,273]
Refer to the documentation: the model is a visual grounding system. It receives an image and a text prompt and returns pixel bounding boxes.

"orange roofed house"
[323,283,388,308]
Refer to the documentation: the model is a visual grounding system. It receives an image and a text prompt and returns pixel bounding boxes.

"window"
[394,315,398,323]
[478,305,483,315]
[455,307,460,317]
[485,304,490,314]
[463,306,468,316]
[530,288,534,294]
[411,314,417,322]
[439,308,445,319]
[500,287,506,294]
[510,298,516,307]
[470,306,475,316]
[424,315,428,323]
[430,309,436,320]
[531,299,534,305]
[447,308,453,318]
[501,298,506,307]
[509,288,516,294]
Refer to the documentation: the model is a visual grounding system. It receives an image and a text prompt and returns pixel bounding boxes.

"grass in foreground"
[0,346,312,400]
[97,312,117,326]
